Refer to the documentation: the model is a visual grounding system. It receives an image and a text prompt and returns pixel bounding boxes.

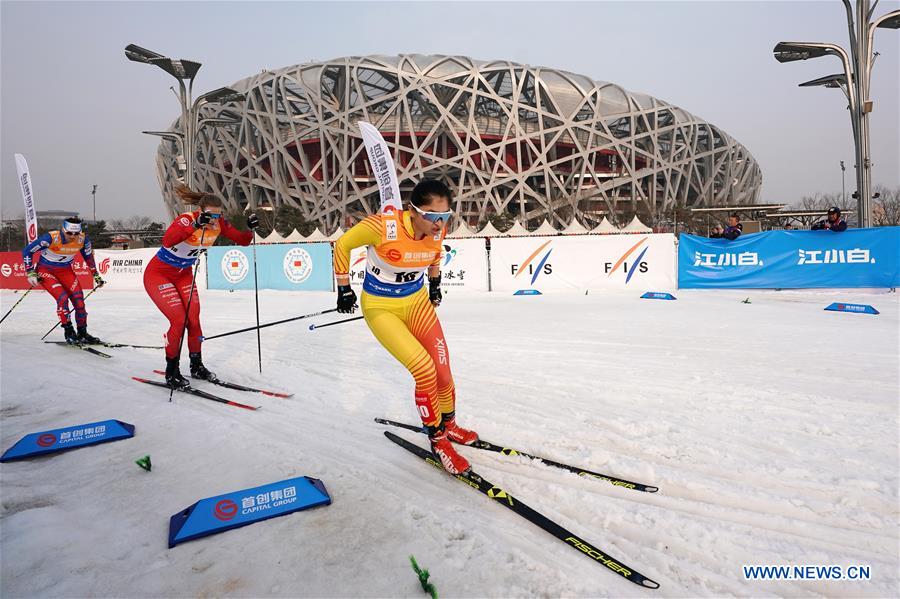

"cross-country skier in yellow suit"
[333,179,478,474]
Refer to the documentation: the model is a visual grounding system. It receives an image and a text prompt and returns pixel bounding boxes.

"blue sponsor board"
[678,228,900,289]
[824,302,879,315]
[1,420,134,462]
[168,476,331,547]
[207,243,333,291]
[641,292,676,300]
[514,289,542,296]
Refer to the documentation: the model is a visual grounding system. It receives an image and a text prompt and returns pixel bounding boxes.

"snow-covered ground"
[1,287,898,598]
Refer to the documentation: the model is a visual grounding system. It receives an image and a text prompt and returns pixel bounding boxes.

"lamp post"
[125,44,245,187]
[91,184,98,222]
[773,2,900,228]
[840,160,846,206]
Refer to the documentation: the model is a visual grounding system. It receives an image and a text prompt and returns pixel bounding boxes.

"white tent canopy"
[621,215,652,234]
[447,221,476,238]
[283,228,306,243]
[327,227,345,241]
[532,219,558,236]
[591,217,619,234]
[303,227,329,242]
[561,219,589,235]
[504,221,530,236]
[475,221,504,237]
[261,229,285,244]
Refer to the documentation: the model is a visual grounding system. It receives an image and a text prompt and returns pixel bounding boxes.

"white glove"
[27,270,40,287]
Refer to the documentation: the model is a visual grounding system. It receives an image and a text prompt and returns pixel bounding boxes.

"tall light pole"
[840,160,846,206]
[125,44,245,187]
[91,184,98,222]
[774,2,900,228]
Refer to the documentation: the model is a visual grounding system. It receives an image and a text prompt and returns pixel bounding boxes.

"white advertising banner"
[489,234,676,293]
[94,248,207,291]
[348,238,489,293]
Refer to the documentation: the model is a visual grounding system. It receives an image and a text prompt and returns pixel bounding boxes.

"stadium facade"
[154,54,762,231]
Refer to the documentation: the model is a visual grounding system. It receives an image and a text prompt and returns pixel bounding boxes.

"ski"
[45,340,162,350]
[131,377,260,411]
[152,370,292,398]
[46,341,112,358]
[385,431,660,589]
[375,418,657,493]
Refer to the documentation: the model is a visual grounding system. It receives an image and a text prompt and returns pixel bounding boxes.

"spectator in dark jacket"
[811,207,848,232]
[722,214,743,240]
[709,224,724,238]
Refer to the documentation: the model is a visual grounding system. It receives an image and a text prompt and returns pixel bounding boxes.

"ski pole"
[0,288,32,325]
[169,232,206,402]
[40,285,101,340]
[308,315,364,330]
[251,236,262,373]
[202,308,339,341]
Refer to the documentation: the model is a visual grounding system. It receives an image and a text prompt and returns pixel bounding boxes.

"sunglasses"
[411,203,452,225]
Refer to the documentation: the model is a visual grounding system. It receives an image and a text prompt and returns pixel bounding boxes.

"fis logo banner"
[605,237,651,284]
[511,240,553,286]
[679,229,900,289]
[168,476,331,547]
[1,420,135,462]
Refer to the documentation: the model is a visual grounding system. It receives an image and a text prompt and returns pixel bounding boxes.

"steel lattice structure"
[154,54,762,230]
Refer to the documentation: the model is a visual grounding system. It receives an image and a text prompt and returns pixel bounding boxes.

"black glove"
[193,211,213,229]
[337,285,357,313]
[247,214,259,230]
[429,274,442,307]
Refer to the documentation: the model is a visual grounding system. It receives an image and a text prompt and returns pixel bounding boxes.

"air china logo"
[37,434,57,447]
[605,237,650,284]
[214,499,238,521]
[221,250,249,284]
[97,256,145,276]
[283,248,313,284]
[511,241,553,285]
[98,257,111,275]
[1,264,11,277]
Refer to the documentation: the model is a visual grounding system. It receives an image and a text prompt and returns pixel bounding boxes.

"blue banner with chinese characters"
[678,228,900,289]
[207,243,333,291]
[1,420,135,462]
[168,476,331,547]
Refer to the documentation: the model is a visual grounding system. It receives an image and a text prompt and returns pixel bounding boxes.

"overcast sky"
[2,0,898,222]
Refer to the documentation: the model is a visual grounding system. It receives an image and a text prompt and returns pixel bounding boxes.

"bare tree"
[109,216,154,231]
[873,185,900,226]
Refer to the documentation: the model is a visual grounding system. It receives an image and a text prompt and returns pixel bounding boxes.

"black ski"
[132,377,260,411]
[46,341,112,358]
[152,370,292,398]
[385,431,660,589]
[45,340,162,350]
[376,418,657,493]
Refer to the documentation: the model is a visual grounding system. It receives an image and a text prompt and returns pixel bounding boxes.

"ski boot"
[62,322,79,345]
[427,423,470,475]
[189,352,217,382]
[76,326,101,345]
[165,357,190,390]
[443,411,479,445]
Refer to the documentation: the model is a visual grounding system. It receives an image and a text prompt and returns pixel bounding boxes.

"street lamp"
[773,3,900,228]
[91,185,98,222]
[126,44,245,186]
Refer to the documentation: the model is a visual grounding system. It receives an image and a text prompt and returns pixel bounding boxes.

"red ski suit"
[143,212,252,359]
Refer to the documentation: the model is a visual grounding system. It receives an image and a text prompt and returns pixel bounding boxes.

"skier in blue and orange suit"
[143,184,259,389]
[333,179,478,474]
[22,216,105,344]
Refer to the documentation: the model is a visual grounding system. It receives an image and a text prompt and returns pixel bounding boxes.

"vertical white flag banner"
[15,154,38,243]
[358,121,402,213]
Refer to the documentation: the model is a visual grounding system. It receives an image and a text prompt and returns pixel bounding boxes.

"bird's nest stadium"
[154,54,761,232]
